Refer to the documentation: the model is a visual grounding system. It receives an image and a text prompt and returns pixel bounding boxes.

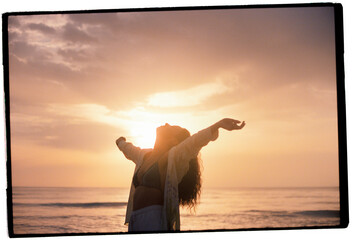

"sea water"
[11,187,340,234]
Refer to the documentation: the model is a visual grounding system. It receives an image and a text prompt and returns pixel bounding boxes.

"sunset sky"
[7,6,339,188]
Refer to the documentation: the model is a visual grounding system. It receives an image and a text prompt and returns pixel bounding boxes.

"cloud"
[57,48,90,62]
[10,102,126,152]
[8,16,21,27]
[7,8,338,129]
[9,40,55,63]
[67,12,121,31]
[7,7,337,128]
[62,22,97,44]
[147,80,234,107]
[27,23,56,35]
[46,103,118,125]
[12,118,121,152]
[7,8,336,113]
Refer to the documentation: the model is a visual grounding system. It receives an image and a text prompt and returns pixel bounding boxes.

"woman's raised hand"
[219,118,245,131]
[116,136,126,146]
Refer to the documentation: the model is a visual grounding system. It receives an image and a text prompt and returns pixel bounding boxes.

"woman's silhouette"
[116,118,245,232]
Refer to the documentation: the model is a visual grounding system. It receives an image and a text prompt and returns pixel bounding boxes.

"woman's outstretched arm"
[116,137,143,164]
[174,118,245,158]
[172,118,245,181]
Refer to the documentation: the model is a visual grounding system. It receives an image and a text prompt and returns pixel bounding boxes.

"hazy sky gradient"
[8,6,338,188]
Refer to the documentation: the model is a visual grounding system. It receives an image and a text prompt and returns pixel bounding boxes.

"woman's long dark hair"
[178,157,202,211]
[175,128,202,212]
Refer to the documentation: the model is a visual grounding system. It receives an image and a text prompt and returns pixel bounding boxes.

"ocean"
[11,187,340,235]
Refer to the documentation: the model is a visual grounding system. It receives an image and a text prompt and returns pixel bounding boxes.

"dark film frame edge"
[2,2,348,237]
[334,3,349,229]
[2,12,15,238]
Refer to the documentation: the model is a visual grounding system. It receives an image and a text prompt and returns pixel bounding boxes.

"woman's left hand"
[219,118,246,131]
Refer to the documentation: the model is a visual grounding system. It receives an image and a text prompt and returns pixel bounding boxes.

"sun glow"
[120,107,192,149]
[121,106,225,149]
[129,121,158,149]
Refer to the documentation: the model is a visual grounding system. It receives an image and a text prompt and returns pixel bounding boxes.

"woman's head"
[155,123,190,149]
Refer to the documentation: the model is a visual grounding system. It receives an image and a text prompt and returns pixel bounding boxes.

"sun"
[121,107,197,149]
[129,121,158,149]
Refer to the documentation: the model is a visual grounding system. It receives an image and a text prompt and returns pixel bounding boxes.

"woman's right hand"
[115,136,126,146]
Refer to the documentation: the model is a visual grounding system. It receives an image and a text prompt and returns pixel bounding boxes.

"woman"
[116,118,245,232]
